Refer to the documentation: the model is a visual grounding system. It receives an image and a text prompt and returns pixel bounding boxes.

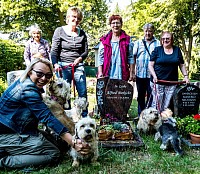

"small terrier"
[70,116,99,167]
[65,97,89,123]
[46,77,71,109]
[154,109,184,156]
[137,107,161,133]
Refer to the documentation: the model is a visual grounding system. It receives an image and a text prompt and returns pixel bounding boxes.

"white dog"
[70,116,99,167]
[137,107,161,133]
[65,97,89,123]
[46,78,71,109]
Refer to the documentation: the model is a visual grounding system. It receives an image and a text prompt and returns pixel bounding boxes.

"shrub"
[0,78,7,96]
[0,39,25,81]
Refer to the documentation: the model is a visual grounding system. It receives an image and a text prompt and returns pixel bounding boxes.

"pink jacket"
[100,30,130,81]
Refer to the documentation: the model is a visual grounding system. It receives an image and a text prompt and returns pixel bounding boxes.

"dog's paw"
[160,144,167,150]
[154,132,161,141]
[72,160,80,167]
[92,161,100,166]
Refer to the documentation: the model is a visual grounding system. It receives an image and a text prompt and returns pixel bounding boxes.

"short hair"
[66,7,83,23]
[143,23,155,31]
[20,58,53,82]
[109,15,123,25]
[160,31,174,46]
[29,24,42,36]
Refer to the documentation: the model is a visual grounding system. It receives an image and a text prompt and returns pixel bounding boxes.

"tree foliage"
[0,0,109,45]
[122,0,200,75]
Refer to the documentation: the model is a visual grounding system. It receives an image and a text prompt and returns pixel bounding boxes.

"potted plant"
[176,113,200,144]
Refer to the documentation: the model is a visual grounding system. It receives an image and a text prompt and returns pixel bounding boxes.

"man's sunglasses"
[32,69,53,79]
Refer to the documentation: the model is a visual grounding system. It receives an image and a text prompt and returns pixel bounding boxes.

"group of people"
[97,15,189,115]
[0,6,189,170]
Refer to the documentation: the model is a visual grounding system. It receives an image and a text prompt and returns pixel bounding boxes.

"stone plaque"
[105,79,133,121]
[96,78,133,122]
[173,84,200,118]
[7,70,24,86]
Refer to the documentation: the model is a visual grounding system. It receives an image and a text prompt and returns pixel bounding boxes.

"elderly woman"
[24,24,50,66]
[0,58,90,169]
[149,31,189,112]
[97,14,134,81]
[51,7,88,117]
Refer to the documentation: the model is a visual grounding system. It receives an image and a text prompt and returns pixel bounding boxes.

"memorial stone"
[173,84,200,118]
[96,77,133,122]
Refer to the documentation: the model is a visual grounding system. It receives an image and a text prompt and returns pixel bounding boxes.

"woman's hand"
[153,76,158,83]
[183,76,190,84]
[73,57,82,66]
[54,63,60,72]
[73,139,91,155]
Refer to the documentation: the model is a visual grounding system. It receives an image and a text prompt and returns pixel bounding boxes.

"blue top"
[0,78,68,135]
[150,46,184,82]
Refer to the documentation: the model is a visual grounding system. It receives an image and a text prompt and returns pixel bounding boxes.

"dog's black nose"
[57,83,63,88]
[85,129,91,134]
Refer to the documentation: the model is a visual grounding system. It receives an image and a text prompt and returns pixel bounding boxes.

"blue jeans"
[136,76,152,116]
[59,63,88,117]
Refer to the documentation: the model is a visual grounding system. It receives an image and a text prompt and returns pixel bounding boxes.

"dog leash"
[154,82,161,114]
[57,64,76,98]
[156,80,186,85]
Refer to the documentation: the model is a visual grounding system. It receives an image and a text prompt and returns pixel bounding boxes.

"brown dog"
[43,96,75,135]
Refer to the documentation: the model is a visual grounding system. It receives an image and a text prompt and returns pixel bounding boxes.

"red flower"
[193,114,200,120]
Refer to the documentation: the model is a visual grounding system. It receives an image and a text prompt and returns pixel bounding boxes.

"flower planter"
[189,133,200,144]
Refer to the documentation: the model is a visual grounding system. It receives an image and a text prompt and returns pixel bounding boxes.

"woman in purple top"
[24,24,50,66]
[149,31,189,112]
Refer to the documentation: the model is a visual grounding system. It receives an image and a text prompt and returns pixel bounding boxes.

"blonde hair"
[20,58,53,82]
[66,7,83,23]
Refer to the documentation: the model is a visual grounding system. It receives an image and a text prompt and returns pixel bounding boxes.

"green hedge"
[0,39,25,81]
[85,66,97,77]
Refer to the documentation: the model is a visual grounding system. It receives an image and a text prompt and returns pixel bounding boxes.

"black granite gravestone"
[96,77,133,122]
[173,84,200,118]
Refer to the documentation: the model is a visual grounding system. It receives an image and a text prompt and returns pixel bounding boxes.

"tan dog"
[42,77,74,134]
[46,78,71,109]
[137,107,161,133]
[70,116,99,167]
[65,97,89,123]
[43,96,75,135]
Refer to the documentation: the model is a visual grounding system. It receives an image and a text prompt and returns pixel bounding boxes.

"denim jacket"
[0,78,68,136]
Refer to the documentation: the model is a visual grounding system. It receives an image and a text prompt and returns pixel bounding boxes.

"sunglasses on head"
[32,69,53,79]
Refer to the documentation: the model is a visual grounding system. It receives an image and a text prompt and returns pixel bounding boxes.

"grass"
[0,77,199,174]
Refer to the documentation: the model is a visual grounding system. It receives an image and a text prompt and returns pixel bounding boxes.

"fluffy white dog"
[70,116,99,167]
[46,78,71,109]
[65,97,89,123]
[137,107,161,133]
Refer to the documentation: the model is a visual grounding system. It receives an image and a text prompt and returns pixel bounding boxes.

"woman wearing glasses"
[149,31,189,112]
[0,58,90,169]
[97,14,134,81]
[51,7,88,117]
